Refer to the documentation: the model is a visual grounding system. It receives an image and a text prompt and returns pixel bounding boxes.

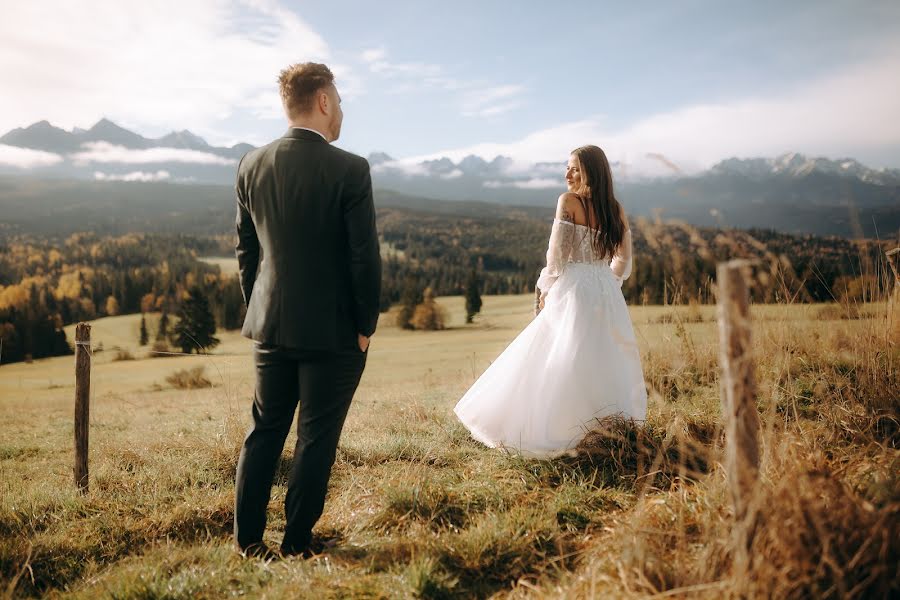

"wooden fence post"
[886,248,900,281]
[716,260,761,566]
[74,322,91,494]
[886,248,900,343]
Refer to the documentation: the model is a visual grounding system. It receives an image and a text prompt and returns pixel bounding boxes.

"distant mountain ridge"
[2,119,899,187]
[710,152,900,186]
[0,119,252,159]
[1,120,898,238]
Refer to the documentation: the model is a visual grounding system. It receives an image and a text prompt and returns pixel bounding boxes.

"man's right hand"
[358,334,370,353]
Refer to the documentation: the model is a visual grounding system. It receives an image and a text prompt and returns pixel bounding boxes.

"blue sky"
[2,0,899,171]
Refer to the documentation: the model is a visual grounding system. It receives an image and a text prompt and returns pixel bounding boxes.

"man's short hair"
[278,62,335,117]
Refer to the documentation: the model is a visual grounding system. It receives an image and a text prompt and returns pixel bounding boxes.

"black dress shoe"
[238,542,280,561]
[280,539,320,559]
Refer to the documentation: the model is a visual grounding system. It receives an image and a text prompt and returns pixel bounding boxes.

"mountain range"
[1,119,899,238]
[0,119,252,159]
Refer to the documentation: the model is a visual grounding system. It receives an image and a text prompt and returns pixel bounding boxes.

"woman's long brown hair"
[570,145,626,259]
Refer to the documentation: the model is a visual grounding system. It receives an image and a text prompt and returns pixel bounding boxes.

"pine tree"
[464,267,482,324]
[220,277,244,330]
[156,311,169,341]
[139,314,149,346]
[171,287,220,354]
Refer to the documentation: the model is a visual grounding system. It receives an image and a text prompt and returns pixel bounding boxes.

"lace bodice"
[536,219,633,296]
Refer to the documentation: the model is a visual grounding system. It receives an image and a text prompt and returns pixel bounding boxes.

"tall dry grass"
[535,250,899,599]
[0,255,897,597]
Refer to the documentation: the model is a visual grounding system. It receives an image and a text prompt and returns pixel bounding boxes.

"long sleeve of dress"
[536,219,576,299]
[609,229,633,285]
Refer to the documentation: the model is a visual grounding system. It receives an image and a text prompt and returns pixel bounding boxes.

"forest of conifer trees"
[0,207,891,364]
[0,233,244,364]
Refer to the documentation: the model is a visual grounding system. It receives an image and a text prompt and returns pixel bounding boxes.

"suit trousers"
[234,342,366,551]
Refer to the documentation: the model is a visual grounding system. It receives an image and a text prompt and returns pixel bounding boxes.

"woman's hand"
[534,286,544,316]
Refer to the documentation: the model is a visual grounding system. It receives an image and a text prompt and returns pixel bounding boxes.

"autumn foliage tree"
[105,296,120,316]
[0,280,72,364]
[0,232,245,363]
[410,287,447,331]
[396,274,424,330]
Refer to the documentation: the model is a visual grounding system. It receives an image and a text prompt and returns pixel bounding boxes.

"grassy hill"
[1,296,896,598]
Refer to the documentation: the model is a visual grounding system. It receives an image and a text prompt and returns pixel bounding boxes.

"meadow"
[0,295,897,598]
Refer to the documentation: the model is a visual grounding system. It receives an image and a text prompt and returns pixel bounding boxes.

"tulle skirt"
[454,263,647,458]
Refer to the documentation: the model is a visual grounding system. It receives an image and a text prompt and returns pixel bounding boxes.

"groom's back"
[235,128,376,351]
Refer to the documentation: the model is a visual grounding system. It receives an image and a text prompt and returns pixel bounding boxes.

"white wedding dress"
[454,218,647,458]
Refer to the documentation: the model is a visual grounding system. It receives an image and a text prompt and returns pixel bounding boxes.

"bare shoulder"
[555,192,581,221]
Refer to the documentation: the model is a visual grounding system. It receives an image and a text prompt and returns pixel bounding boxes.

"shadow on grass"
[502,416,720,494]
[314,513,579,600]
[0,500,233,597]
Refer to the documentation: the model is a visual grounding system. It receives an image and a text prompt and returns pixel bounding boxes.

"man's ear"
[318,90,330,115]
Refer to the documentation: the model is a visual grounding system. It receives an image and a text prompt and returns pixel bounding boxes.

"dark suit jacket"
[235,128,381,351]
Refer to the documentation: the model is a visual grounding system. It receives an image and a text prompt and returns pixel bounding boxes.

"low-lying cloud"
[0,144,63,168]
[93,170,171,182]
[484,178,560,190]
[72,142,236,165]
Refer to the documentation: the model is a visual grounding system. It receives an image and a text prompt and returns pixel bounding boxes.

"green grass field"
[1,296,897,598]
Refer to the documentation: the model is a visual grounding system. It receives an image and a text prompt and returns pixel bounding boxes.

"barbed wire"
[0,320,250,385]
[145,349,249,358]
[81,321,252,358]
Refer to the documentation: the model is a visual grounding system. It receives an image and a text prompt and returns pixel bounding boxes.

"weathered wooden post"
[74,322,91,494]
[887,248,900,281]
[716,260,761,567]
[886,248,900,343]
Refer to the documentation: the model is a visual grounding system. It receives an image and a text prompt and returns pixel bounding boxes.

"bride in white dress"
[454,145,647,458]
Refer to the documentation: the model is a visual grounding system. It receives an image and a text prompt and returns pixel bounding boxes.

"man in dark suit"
[233,62,381,558]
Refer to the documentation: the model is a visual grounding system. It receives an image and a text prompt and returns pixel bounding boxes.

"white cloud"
[359,48,525,117]
[368,60,442,78]
[394,120,601,171]
[361,48,386,63]
[359,47,443,79]
[467,103,520,118]
[0,1,344,143]
[484,178,560,189]
[371,160,429,177]
[461,85,526,118]
[72,142,236,165]
[396,53,900,174]
[440,169,463,179]
[0,144,63,168]
[94,170,171,182]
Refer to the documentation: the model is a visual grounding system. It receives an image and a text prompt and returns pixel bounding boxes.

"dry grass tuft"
[574,416,717,491]
[112,347,136,361]
[743,445,899,599]
[165,366,212,389]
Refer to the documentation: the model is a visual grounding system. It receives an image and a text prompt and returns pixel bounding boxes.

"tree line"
[0,233,244,364]
[376,208,893,306]
[1,210,893,364]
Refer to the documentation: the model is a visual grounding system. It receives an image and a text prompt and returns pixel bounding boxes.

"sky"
[2,0,900,171]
